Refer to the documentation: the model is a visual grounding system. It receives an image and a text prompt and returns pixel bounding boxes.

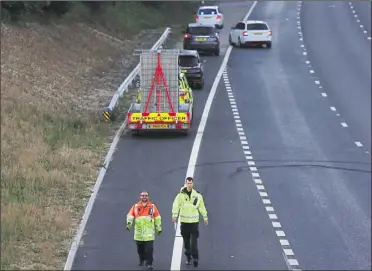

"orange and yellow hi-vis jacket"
[126,200,162,241]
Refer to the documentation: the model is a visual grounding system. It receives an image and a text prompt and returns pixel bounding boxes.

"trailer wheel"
[131,129,140,136]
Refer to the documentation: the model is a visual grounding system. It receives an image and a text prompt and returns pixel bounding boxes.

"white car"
[196,5,224,29]
[229,20,272,48]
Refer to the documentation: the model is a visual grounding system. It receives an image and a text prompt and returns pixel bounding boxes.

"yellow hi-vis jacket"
[172,186,208,223]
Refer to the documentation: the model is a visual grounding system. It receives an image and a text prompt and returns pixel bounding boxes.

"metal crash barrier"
[103,27,172,122]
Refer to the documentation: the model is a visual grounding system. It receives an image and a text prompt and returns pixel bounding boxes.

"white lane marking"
[170,2,258,270]
[347,2,371,41]
[298,0,369,155]
[63,119,129,269]
[223,71,302,270]
[355,141,363,147]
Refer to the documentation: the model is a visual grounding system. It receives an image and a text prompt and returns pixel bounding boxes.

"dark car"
[179,50,206,89]
[183,23,220,56]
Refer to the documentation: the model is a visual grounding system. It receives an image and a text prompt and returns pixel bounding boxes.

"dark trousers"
[180,222,199,260]
[136,240,154,265]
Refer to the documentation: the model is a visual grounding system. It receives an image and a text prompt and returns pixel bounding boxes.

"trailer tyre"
[131,129,140,136]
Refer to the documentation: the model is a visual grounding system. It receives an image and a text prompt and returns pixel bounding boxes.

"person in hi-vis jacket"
[172,177,208,267]
[127,190,162,270]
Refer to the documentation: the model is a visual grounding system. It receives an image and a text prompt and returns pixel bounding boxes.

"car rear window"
[198,8,217,15]
[179,56,198,66]
[189,26,214,35]
[246,23,268,30]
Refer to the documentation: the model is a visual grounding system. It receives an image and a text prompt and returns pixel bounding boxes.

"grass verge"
[1,1,198,269]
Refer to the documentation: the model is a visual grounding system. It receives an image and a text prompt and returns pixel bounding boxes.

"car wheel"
[229,35,234,46]
[214,49,220,56]
[266,42,272,48]
[237,37,241,47]
[198,79,204,89]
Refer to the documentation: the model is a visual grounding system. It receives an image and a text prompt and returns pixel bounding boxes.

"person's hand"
[172,217,177,223]
[126,223,131,231]
[204,219,208,226]
[157,230,162,235]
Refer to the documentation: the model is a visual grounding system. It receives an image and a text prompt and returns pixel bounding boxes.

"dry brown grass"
[0,21,159,270]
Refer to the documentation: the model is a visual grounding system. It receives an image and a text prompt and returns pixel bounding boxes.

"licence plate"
[196,37,206,41]
[150,124,168,129]
[204,16,212,19]
[254,33,263,35]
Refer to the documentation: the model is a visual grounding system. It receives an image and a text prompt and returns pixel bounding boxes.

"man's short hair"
[186,177,193,182]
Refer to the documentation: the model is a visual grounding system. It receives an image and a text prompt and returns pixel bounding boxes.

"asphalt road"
[225,1,371,270]
[71,1,371,270]
[301,0,371,153]
[70,2,254,270]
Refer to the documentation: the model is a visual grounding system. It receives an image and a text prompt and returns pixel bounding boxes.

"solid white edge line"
[63,119,127,270]
[170,2,258,270]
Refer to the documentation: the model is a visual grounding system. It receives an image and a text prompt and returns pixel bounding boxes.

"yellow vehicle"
[127,49,194,136]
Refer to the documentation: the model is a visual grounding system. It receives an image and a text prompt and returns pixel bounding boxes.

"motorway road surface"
[71,1,371,270]
[71,1,255,270]
[301,0,371,152]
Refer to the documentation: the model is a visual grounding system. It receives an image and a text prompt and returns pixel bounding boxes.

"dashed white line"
[170,3,261,268]
[348,1,371,41]
[355,141,363,147]
[223,69,302,271]
[298,0,368,155]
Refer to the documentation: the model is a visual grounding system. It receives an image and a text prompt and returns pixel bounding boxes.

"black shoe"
[186,255,192,265]
[146,264,153,270]
[193,259,198,267]
[139,260,144,266]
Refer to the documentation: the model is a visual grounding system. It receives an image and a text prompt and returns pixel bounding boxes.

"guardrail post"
[103,106,112,122]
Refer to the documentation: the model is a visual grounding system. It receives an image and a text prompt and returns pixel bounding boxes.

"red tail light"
[242,31,248,36]
[184,34,190,38]
[217,14,222,19]
[268,30,272,36]
[196,15,199,20]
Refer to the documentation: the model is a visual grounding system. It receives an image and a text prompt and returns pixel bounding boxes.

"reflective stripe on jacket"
[126,200,162,241]
[172,186,208,223]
